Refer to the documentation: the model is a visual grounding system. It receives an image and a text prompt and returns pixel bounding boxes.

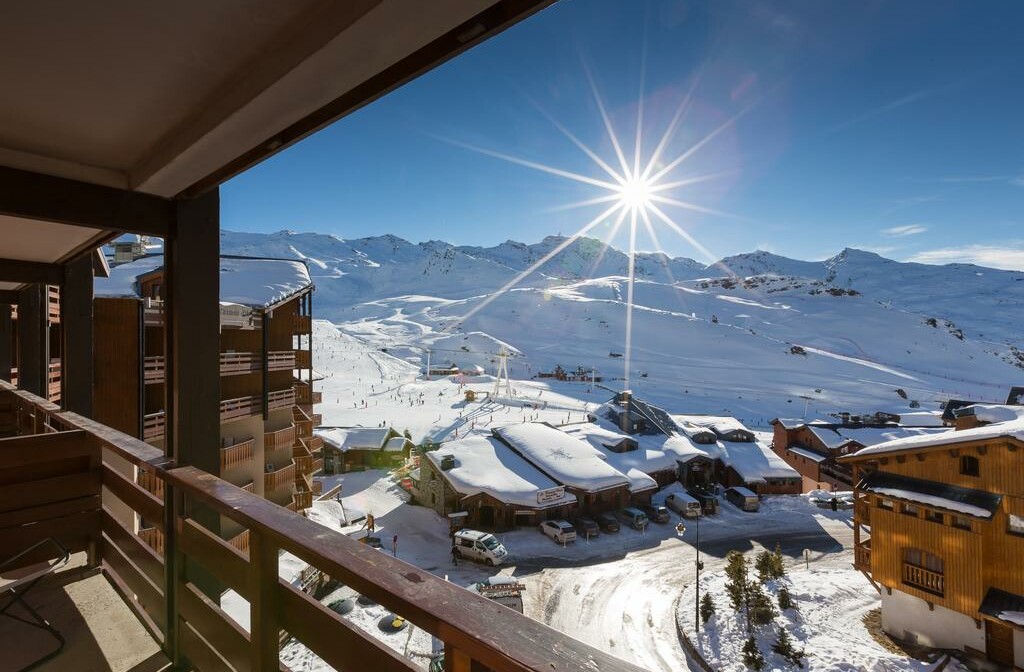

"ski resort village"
[2,4,1023,672]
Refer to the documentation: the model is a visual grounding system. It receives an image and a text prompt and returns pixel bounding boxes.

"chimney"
[955,415,980,431]
[618,390,633,433]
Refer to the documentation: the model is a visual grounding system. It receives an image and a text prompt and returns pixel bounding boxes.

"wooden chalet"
[90,253,322,537]
[318,426,410,474]
[0,2,647,671]
[840,408,1024,668]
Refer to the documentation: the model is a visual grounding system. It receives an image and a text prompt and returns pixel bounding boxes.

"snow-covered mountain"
[221,229,1024,421]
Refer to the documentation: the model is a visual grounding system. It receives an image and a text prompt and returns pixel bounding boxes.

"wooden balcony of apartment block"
[294,455,314,477]
[312,457,324,474]
[143,410,165,440]
[220,437,255,471]
[221,394,261,421]
[311,413,322,427]
[139,469,166,501]
[264,461,296,491]
[265,424,296,450]
[293,314,311,334]
[219,351,260,375]
[294,382,313,405]
[241,480,255,494]
[0,380,645,672]
[294,349,312,369]
[47,285,60,323]
[267,350,295,371]
[301,435,323,454]
[267,388,295,411]
[47,358,61,403]
[854,542,872,572]
[293,489,313,511]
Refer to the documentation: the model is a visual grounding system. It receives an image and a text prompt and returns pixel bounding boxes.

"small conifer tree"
[772,628,806,667]
[699,592,715,624]
[742,637,765,670]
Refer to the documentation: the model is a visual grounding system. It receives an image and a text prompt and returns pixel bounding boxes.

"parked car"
[665,492,702,518]
[725,486,760,512]
[453,529,508,566]
[539,520,577,544]
[686,486,720,515]
[640,504,670,524]
[594,511,620,533]
[570,516,600,538]
[615,507,649,530]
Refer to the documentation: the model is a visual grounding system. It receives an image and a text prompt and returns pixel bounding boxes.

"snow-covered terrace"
[427,435,577,508]
[493,423,631,493]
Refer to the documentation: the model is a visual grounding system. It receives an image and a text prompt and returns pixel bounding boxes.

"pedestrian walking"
[392,534,398,557]
[450,544,459,566]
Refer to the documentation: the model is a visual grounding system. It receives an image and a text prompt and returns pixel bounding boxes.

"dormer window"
[959,455,979,477]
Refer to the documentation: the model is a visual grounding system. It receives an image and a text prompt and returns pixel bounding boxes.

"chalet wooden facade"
[318,426,410,474]
[840,412,1024,668]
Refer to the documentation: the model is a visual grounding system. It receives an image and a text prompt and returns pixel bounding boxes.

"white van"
[665,493,702,518]
[725,487,760,512]
[453,529,508,566]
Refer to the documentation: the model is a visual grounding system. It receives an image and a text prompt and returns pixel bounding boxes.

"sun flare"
[618,175,654,211]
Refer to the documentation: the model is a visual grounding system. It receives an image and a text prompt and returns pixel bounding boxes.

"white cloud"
[881,224,928,237]
[907,244,1024,270]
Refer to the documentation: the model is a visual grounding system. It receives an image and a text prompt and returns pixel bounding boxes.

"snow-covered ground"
[679,562,963,672]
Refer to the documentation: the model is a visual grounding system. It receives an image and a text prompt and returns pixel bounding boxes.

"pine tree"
[773,543,787,579]
[742,637,765,670]
[772,627,806,667]
[699,592,715,624]
[778,587,796,611]
[724,551,749,612]
[749,582,777,626]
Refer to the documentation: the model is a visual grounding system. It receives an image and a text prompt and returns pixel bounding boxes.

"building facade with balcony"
[92,254,322,541]
[840,404,1024,668]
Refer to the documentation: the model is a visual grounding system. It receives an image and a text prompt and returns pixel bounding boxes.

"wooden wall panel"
[94,298,141,437]
[267,299,298,351]
[876,441,1023,497]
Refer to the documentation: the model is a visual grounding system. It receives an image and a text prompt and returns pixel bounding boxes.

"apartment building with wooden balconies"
[91,253,322,539]
[840,402,1024,668]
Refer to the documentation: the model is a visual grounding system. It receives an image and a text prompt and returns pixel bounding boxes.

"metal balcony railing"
[0,379,645,672]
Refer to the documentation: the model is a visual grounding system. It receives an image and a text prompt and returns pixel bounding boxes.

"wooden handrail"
[1,380,646,672]
[903,562,944,596]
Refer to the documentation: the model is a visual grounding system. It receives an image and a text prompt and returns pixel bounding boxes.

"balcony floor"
[0,554,167,671]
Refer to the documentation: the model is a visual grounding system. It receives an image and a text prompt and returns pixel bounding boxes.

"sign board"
[537,486,566,505]
[447,511,469,519]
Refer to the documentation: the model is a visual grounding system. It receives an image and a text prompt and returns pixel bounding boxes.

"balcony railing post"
[249,531,280,671]
[165,481,182,669]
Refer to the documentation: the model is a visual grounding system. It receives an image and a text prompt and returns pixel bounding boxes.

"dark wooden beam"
[0,304,11,381]
[61,255,94,415]
[181,0,556,197]
[0,290,19,305]
[165,188,222,602]
[0,165,175,237]
[0,259,64,285]
[16,285,47,395]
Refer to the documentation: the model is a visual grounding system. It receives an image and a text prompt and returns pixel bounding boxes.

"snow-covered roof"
[94,254,312,308]
[675,414,753,438]
[317,427,391,451]
[835,426,946,447]
[384,436,411,452]
[772,418,807,430]
[427,436,577,508]
[847,416,1024,458]
[895,411,945,427]
[807,426,853,450]
[860,472,1000,519]
[718,441,800,484]
[957,404,1024,424]
[786,445,827,463]
[561,424,660,493]
[671,417,718,441]
[493,424,631,493]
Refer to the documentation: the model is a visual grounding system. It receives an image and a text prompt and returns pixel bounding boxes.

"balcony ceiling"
[0,0,553,277]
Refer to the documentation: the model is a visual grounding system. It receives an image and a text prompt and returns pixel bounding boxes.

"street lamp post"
[694,508,702,634]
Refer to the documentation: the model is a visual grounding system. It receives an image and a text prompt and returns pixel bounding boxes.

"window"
[924,510,944,524]
[878,498,893,510]
[901,503,919,517]
[959,455,979,477]
[1009,514,1024,537]
[952,515,971,531]
[904,548,944,573]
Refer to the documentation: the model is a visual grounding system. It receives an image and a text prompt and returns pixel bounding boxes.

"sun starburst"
[441,56,757,391]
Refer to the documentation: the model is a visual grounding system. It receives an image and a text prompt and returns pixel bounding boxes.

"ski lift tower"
[492,345,513,399]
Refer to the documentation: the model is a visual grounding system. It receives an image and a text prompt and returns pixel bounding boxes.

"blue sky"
[222,0,1024,269]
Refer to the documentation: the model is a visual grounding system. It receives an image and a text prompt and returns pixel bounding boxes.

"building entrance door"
[985,619,1014,667]
[479,505,495,528]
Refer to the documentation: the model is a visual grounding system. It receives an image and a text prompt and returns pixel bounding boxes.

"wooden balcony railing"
[220,394,260,421]
[312,413,322,427]
[854,543,871,572]
[312,457,324,474]
[241,481,255,494]
[903,563,944,596]
[295,383,312,405]
[47,359,61,403]
[139,469,166,501]
[304,435,324,453]
[220,351,259,375]
[144,355,164,382]
[295,349,312,369]
[143,411,166,440]
[294,455,313,475]
[264,462,296,491]
[229,529,250,554]
[294,490,313,510]
[312,390,322,404]
[47,286,60,323]
[267,388,295,411]
[293,314,311,334]
[264,424,295,450]
[267,350,295,371]
[139,526,165,555]
[0,379,645,672]
[220,437,255,471]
